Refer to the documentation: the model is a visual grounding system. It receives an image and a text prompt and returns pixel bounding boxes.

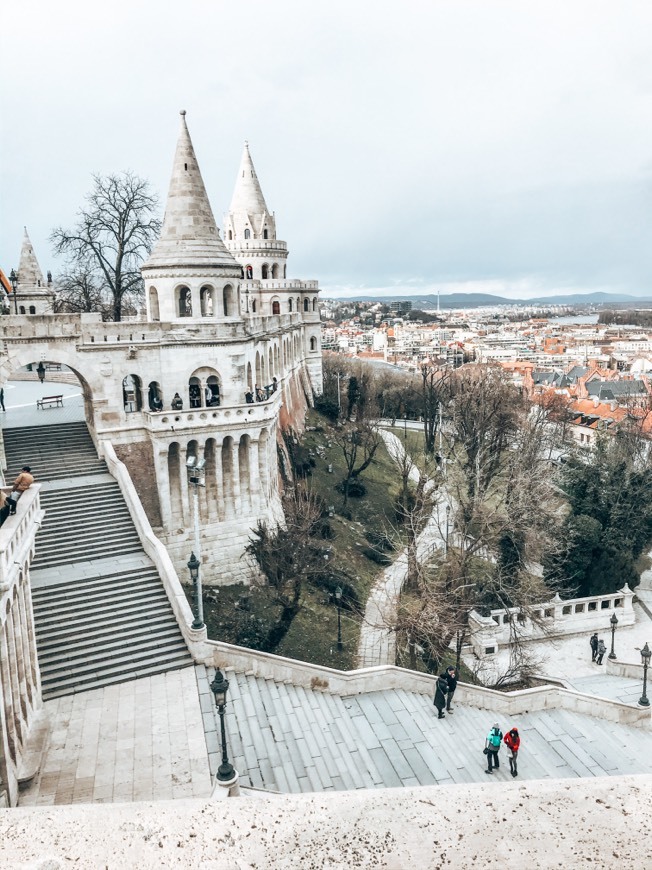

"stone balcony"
[142,392,282,435]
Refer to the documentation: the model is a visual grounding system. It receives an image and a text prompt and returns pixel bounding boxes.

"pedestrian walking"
[590,633,598,662]
[596,639,606,665]
[484,723,503,774]
[444,666,458,713]
[0,387,5,412]
[433,674,448,719]
[504,727,520,777]
[9,466,34,515]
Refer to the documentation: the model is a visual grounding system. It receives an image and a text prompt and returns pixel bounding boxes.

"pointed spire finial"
[143,112,236,270]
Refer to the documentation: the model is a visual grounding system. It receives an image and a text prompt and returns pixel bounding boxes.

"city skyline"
[2,1,652,300]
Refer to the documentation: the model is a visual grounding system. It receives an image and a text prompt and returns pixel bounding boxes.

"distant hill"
[327,291,651,308]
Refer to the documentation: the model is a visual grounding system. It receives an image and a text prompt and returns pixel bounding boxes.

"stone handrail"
[203,639,651,728]
[101,442,208,655]
[606,659,645,679]
[0,485,44,592]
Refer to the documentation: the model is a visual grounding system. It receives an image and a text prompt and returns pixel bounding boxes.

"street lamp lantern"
[639,642,651,708]
[210,669,236,782]
[9,269,18,314]
[608,611,618,661]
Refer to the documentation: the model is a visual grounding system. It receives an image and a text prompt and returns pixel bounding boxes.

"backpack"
[489,729,502,748]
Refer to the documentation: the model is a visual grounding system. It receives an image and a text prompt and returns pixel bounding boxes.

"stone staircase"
[3,421,106,481]
[3,421,192,700]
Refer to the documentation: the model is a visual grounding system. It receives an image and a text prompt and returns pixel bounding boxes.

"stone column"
[154,446,173,530]
[212,439,225,522]
[197,443,209,523]
[0,621,19,758]
[230,439,241,517]
[179,445,191,528]
[249,439,261,514]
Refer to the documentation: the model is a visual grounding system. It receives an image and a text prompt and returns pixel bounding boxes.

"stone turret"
[15,228,54,315]
[142,111,241,322]
[224,142,288,283]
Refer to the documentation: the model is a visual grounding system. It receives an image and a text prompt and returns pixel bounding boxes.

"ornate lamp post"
[9,269,18,314]
[210,669,237,786]
[639,642,651,708]
[186,456,206,630]
[608,612,618,660]
[445,503,451,554]
[187,552,203,630]
[335,586,343,652]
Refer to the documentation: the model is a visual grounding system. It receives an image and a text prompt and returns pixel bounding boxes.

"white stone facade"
[0,113,324,586]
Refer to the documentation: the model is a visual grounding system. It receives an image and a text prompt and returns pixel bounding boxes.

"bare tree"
[420,364,450,454]
[50,171,161,321]
[52,260,104,315]
[333,422,382,506]
[245,487,331,652]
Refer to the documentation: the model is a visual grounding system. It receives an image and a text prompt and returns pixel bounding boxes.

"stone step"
[35,611,178,649]
[36,518,136,541]
[36,624,182,662]
[31,568,160,601]
[39,635,189,677]
[31,540,144,569]
[34,588,169,626]
[41,657,193,700]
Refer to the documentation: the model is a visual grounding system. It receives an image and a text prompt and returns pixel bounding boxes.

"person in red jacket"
[504,727,520,777]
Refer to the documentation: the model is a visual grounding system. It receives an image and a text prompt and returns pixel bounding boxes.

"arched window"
[189,376,202,409]
[245,265,253,280]
[263,228,269,239]
[283,265,287,279]
[289,298,293,312]
[272,300,280,315]
[303,298,309,312]
[310,336,317,351]
[223,284,235,317]
[271,263,278,278]
[29,306,36,314]
[178,286,192,317]
[206,375,220,407]
[123,374,143,413]
[228,230,233,240]
[261,264,269,279]
[148,381,163,411]
[19,306,25,314]
[200,285,214,317]
[244,228,251,240]
[252,299,257,313]
[312,298,317,311]
[149,286,160,321]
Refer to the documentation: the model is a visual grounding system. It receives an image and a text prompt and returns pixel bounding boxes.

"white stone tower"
[225,143,323,395]
[142,110,242,325]
[15,228,55,315]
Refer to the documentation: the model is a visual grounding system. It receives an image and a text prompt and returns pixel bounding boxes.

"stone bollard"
[211,770,240,799]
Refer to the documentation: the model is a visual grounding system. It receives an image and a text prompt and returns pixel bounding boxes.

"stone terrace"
[200,665,652,793]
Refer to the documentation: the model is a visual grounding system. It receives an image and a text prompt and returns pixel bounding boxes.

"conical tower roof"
[229,141,270,216]
[144,111,237,270]
[18,227,45,288]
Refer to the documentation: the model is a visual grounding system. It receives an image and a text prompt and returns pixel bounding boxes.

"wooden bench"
[36,395,64,410]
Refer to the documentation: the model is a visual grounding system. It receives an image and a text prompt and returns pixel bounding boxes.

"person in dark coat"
[590,633,598,662]
[433,675,448,719]
[443,666,458,713]
[596,639,606,665]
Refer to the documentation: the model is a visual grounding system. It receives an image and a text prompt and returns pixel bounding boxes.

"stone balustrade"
[143,392,281,434]
[202,639,651,728]
[0,484,45,807]
[469,585,635,658]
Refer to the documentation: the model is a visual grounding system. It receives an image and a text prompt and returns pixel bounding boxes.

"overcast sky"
[2,1,652,299]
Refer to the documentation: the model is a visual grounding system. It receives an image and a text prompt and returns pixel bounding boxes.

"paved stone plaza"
[19,668,211,806]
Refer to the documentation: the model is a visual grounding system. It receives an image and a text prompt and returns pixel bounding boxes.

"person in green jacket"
[485,723,503,774]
